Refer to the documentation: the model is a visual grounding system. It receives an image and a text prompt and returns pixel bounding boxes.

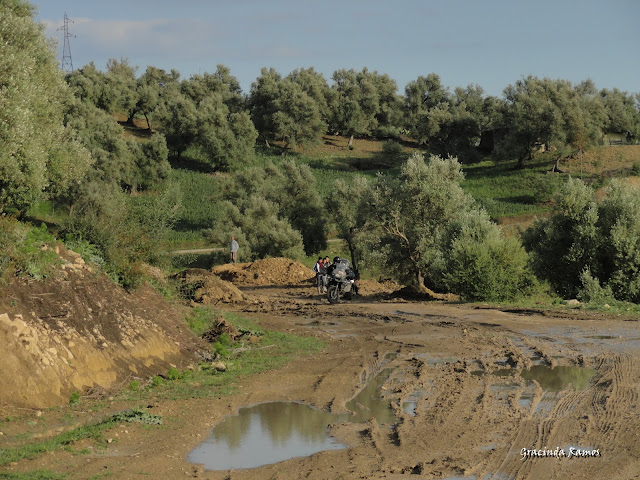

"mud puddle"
[519,364,597,391]
[187,402,346,470]
[190,367,396,470]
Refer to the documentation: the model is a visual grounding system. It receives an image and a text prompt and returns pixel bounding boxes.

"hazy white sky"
[30,0,639,97]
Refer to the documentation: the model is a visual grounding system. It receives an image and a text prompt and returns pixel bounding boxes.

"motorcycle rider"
[326,257,359,295]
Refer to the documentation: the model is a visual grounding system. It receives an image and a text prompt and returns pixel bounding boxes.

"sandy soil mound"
[173,268,246,305]
[211,257,314,286]
[0,251,208,410]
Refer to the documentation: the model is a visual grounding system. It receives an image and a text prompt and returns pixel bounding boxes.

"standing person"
[229,236,239,264]
[313,257,324,294]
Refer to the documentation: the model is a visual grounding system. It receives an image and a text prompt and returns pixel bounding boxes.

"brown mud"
[2,259,640,479]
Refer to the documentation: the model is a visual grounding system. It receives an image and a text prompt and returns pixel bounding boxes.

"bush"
[525,178,640,303]
[577,269,614,305]
[443,229,533,301]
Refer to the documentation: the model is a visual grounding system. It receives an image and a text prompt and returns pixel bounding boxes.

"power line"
[57,13,75,73]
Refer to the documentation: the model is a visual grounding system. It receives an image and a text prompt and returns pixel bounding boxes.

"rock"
[213,362,226,372]
[566,299,580,306]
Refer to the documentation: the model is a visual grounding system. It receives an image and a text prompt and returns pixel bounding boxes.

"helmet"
[333,256,341,264]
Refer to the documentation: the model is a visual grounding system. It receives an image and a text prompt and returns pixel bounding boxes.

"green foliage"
[325,175,371,271]
[0,471,67,480]
[577,268,615,305]
[68,391,81,405]
[0,1,92,212]
[0,219,59,280]
[439,216,534,301]
[363,153,532,300]
[523,177,599,298]
[495,77,608,166]
[63,236,105,268]
[206,160,326,258]
[62,181,180,289]
[184,306,217,335]
[110,408,161,425]
[525,178,640,303]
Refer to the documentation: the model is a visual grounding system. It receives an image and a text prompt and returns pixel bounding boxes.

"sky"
[30,0,639,98]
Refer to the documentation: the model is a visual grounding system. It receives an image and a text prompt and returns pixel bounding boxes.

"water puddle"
[188,402,346,470]
[190,366,396,470]
[519,365,596,391]
[345,368,396,425]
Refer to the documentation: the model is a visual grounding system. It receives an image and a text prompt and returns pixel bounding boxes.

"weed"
[150,376,164,388]
[128,381,140,392]
[0,471,67,480]
[68,391,80,405]
[0,409,160,467]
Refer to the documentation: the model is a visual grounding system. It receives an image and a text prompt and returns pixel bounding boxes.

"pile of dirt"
[390,285,460,302]
[0,250,208,410]
[357,279,402,296]
[211,257,314,286]
[173,268,246,305]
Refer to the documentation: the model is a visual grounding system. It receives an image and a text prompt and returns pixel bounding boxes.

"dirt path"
[3,283,640,479]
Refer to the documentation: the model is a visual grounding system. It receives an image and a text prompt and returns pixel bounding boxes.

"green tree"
[215,161,327,255]
[181,64,245,113]
[249,68,326,149]
[364,153,531,300]
[329,68,397,137]
[495,76,565,167]
[154,92,199,158]
[600,88,640,142]
[593,180,640,302]
[403,73,451,144]
[324,175,371,271]
[0,0,92,212]
[523,177,599,298]
[196,94,257,170]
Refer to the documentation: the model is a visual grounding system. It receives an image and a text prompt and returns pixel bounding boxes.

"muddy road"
[4,283,640,479]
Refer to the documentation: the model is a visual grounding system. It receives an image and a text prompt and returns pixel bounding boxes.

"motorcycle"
[326,260,358,304]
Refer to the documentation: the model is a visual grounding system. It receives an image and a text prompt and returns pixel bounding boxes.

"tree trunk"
[126,111,137,126]
[144,113,152,131]
[347,135,354,150]
[347,237,358,272]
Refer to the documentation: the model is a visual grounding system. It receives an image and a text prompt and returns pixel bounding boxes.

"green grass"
[461,158,565,220]
[167,168,222,248]
[0,417,118,467]
[121,310,326,402]
[0,471,67,480]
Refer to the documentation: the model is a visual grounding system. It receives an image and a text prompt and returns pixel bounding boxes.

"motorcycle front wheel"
[327,285,340,304]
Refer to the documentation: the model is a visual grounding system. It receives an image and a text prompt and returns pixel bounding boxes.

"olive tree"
[364,153,531,300]
[0,0,92,212]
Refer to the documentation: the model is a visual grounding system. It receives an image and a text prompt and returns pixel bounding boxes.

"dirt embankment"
[0,247,208,411]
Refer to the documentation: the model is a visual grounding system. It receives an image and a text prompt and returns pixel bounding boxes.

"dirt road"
[3,282,640,479]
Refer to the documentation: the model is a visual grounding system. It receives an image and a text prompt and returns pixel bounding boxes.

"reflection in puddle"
[191,367,396,470]
[473,365,596,392]
[519,365,596,391]
[188,402,346,470]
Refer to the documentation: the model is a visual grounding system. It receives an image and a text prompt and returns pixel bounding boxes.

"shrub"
[577,269,614,305]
